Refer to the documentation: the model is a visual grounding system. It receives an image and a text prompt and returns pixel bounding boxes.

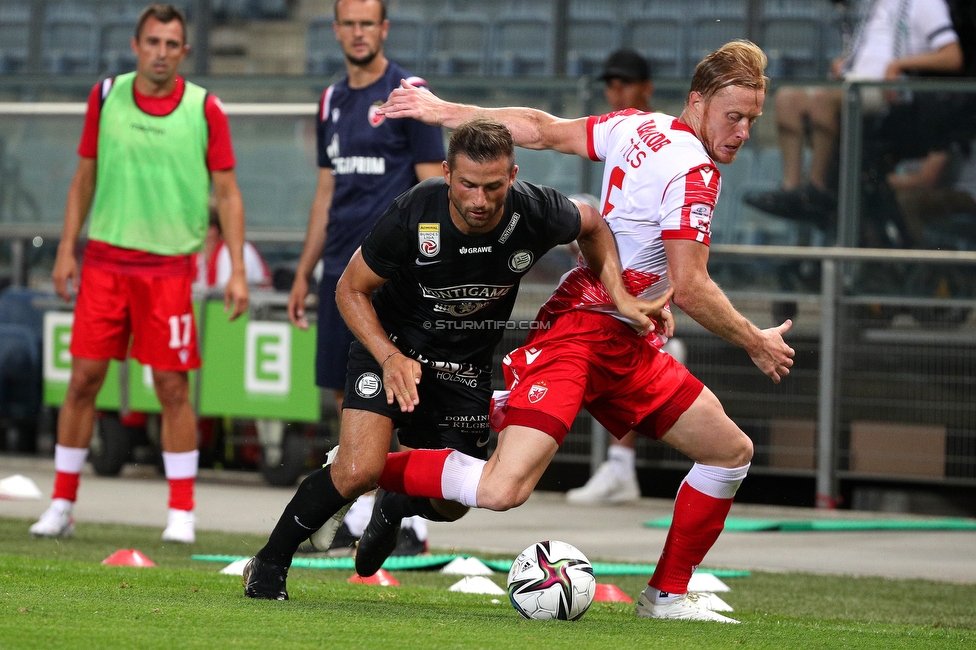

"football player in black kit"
[243,118,672,599]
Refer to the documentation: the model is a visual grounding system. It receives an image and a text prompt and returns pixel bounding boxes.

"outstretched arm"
[572,198,674,337]
[665,239,794,383]
[380,79,590,157]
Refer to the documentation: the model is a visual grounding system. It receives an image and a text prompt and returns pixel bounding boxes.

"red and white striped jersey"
[543,109,721,340]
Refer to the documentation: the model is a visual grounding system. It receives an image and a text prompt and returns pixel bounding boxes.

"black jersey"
[360,177,581,370]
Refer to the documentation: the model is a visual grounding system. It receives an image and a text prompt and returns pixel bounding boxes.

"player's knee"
[774,88,806,123]
[65,375,102,404]
[478,482,531,512]
[730,431,754,467]
[152,374,190,409]
[330,460,381,500]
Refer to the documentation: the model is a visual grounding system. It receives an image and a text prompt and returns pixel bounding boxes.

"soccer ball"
[507,540,596,621]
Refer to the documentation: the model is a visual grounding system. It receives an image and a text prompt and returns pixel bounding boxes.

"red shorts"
[498,309,703,445]
[70,266,201,371]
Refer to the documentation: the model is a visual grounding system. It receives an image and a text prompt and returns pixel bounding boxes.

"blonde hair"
[690,40,768,101]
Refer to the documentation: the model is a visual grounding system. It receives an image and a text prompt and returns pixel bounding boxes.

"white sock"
[607,445,636,473]
[54,445,88,474]
[648,586,682,604]
[441,451,486,508]
[683,462,750,500]
[343,493,375,537]
[162,450,199,480]
[51,497,73,514]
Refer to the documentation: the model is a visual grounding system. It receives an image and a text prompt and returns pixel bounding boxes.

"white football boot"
[635,588,740,624]
[566,460,640,505]
[29,499,75,537]
[162,509,196,543]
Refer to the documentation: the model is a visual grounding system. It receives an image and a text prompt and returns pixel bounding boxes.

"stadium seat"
[0,286,49,337]
[823,1,846,66]
[17,139,77,225]
[760,0,832,79]
[567,1,622,77]
[624,0,688,79]
[709,147,754,245]
[0,287,50,422]
[43,5,100,74]
[99,12,139,75]
[430,11,491,75]
[0,6,30,74]
[688,0,749,66]
[736,148,808,245]
[389,0,447,13]
[211,0,257,22]
[235,144,314,229]
[306,15,344,76]
[0,324,41,421]
[383,11,428,75]
[253,0,290,20]
[492,8,553,76]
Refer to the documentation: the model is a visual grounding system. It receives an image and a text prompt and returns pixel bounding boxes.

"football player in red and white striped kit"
[376,40,794,623]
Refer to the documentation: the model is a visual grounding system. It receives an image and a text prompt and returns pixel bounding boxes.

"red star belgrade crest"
[527,382,548,404]
[368,103,385,127]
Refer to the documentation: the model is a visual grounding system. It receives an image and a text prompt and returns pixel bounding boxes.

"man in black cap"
[568,46,691,507]
[599,48,653,112]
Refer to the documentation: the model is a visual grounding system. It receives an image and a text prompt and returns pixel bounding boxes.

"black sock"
[378,490,456,523]
[256,466,352,567]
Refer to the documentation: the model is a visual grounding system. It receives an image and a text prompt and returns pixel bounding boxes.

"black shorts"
[343,340,492,460]
[315,273,356,391]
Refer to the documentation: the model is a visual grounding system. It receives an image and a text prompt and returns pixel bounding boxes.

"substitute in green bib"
[30,3,249,544]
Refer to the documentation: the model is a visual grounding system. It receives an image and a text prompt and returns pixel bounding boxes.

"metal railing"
[3,78,976,509]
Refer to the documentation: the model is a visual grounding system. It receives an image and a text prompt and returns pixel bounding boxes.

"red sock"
[52,471,80,502]
[379,449,453,499]
[168,477,195,511]
[649,481,734,594]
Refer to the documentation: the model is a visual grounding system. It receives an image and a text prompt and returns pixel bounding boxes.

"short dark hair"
[334,0,387,22]
[447,118,515,171]
[135,4,187,43]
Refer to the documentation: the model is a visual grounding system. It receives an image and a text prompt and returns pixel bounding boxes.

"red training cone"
[101,549,157,567]
[348,569,399,586]
[594,583,633,603]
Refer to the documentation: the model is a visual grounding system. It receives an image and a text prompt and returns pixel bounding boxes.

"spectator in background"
[599,48,653,113]
[887,137,976,245]
[744,0,963,228]
[30,4,248,544]
[286,0,444,557]
[195,206,271,290]
[566,48,689,507]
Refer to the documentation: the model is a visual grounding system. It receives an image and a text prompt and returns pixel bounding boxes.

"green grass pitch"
[1,517,974,649]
